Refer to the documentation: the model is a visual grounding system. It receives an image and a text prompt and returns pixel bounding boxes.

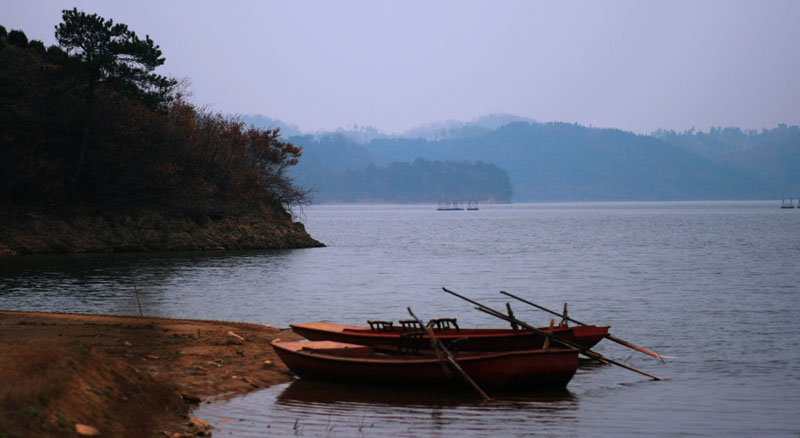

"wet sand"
[0,310,301,437]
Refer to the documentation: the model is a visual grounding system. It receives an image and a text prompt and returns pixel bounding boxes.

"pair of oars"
[500,290,667,360]
[407,307,493,401]
[442,287,663,381]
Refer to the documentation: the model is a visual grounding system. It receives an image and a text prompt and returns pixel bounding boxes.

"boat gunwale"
[271,339,579,366]
[290,321,610,340]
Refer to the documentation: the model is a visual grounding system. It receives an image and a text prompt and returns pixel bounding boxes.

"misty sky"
[5,1,800,134]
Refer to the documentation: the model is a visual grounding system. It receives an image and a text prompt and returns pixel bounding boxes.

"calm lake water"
[2,201,799,436]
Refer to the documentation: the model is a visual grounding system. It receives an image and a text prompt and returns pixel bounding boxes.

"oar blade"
[443,287,663,381]
[500,290,666,360]
[605,335,663,359]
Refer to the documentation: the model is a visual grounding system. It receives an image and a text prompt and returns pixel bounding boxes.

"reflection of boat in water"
[276,377,576,407]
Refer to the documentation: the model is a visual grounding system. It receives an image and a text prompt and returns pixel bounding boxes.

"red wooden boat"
[290,320,609,352]
[272,340,579,391]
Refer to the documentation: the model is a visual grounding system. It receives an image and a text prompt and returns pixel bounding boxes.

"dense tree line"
[653,124,800,161]
[303,157,512,203]
[652,124,800,195]
[0,11,308,218]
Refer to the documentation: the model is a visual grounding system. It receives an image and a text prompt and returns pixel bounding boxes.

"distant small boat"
[781,198,795,209]
[466,201,479,210]
[271,340,579,391]
[436,201,464,211]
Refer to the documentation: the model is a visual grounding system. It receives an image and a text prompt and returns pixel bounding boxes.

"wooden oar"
[499,290,664,360]
[505,303,519,330]
[407,307,493,401]
[441,287,663,381]
[473,307,609,365]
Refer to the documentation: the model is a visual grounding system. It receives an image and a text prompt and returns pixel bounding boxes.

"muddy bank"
[0,311,302,437]
[0,203,323,255]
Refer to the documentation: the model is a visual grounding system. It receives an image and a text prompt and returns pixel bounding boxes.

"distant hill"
[260,113,796,203]
[302,158,512,203]
[364,122,773,201]
[653,124,800,161]
[287,133,397,202]
[270,113,538,145]
[398,113,537,141]
[654,125,800,197]
[286,134,515,203]
[288,134,380,171]
[723,132,800,196]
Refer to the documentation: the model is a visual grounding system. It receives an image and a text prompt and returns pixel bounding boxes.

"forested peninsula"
[0,11,322,255]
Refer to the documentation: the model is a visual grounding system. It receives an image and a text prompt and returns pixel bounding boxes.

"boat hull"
[272,340,579,391]
[290,322,609,352]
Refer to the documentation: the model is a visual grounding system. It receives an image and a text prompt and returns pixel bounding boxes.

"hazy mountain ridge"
[653,124,800,197]
[722,131,800,196]
[398,114,538,142]
[365,122,773,201]
[236,114,536,145]
[652,124,800,161]
[265,115,798,202]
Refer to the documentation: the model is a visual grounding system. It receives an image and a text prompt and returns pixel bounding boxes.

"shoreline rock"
[0,205,324,255]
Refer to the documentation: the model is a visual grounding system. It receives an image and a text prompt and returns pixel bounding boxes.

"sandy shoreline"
[0,310,301,437]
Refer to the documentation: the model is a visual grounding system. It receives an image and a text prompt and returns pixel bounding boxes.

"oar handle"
[500,290,589,326]
[472,307,662,380]
[444,287,663,381]
[500,290,664,359]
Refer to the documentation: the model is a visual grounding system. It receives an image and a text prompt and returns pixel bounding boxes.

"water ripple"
[3,202,800,436]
